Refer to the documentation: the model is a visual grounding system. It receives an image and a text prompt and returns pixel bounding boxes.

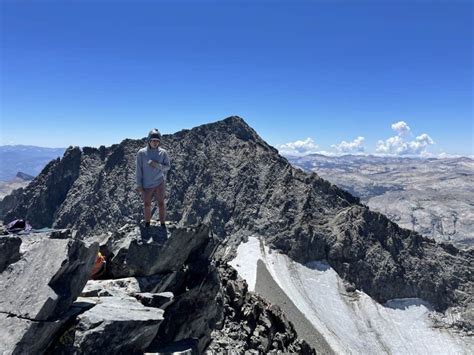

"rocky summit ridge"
[1,116,473,353]
[1,223,312,353]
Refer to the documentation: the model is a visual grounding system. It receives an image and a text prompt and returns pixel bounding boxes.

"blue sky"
[1,0,472,156]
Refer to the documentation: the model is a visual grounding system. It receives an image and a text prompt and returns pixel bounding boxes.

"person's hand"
[136,187,144,193]
[148,160,159,169]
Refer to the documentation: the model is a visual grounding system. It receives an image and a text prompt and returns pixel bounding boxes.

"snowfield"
[229,236,473,354]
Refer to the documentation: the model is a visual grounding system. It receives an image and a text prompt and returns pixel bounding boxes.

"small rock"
[58,296,164,353]
[134,291,174,309]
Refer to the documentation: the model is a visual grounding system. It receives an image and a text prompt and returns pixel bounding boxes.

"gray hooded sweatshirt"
[136,146,171,189]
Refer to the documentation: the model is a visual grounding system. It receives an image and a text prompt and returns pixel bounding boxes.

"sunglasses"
[150,139,160,143]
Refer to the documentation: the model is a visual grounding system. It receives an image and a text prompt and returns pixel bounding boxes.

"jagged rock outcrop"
[207,263,315,354]
[80,279,175,305]
[51,297,164,354]
[0,187,24,219]
[1,216,316,354]
[2,147,82,227]
[0,236,21,272]
[0,310,75,355]
[143,225,224,353]
[0,235,98,320]
[1,116,473,347]
[0,233,98,354]
[100,223,211,278]
[324,205,473,313]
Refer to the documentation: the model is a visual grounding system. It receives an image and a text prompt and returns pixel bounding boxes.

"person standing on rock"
[136,128,170,228]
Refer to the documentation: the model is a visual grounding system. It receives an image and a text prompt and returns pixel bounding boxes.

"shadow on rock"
[139,225,168,244]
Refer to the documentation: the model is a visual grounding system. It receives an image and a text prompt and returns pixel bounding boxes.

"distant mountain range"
[286,154,474,248]
[0,145,66,181]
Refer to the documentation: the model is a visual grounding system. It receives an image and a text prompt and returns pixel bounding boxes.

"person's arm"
[136,152,144,190]
[160,151,171,173]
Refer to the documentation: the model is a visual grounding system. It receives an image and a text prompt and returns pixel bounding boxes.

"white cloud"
[277,138,319,156]
[376,124,435,156]
[408,133,435,154]
[376,135,408,155]
[278,121,439,158]
[391,121,411,136]
[331,136,365,153]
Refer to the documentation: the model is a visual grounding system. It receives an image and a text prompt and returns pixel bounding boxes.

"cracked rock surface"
[0,233,98,354]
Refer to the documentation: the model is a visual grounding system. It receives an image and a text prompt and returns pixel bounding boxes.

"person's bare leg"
[156,181,166,224]
[142,189,153,224]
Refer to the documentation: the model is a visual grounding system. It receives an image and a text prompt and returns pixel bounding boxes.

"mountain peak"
[222,115,246,125]
[168,115,277,156]
[15,172,34,181]
[192,115,261,143]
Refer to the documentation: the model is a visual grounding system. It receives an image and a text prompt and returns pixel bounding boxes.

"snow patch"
[228,236,261,291]
[230,236,472,354]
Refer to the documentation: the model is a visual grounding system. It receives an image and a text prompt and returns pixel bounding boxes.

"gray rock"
[149,224,211,274]
[134,292,174,309]
[104,223,210,278]
[49,228,76,240]
[2,146,82,228]
[0,236,21,272]
[0,234,98,320]
[144,230,223,354]
[207,263,315,354]
[0,312,65,354]
[81,268,185,298]
[0,225,9,235]
[0,296,95,355]
[145,338,199,354]
[80,277,142,298]
[152,265,223,354]
[138,272,184,294]
[80,278,177,308]
[322,205,474,313]
[57,296,164,353]
[0,187,26,216]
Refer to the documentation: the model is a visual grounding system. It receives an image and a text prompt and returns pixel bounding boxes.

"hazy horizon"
[1,141,472,160]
